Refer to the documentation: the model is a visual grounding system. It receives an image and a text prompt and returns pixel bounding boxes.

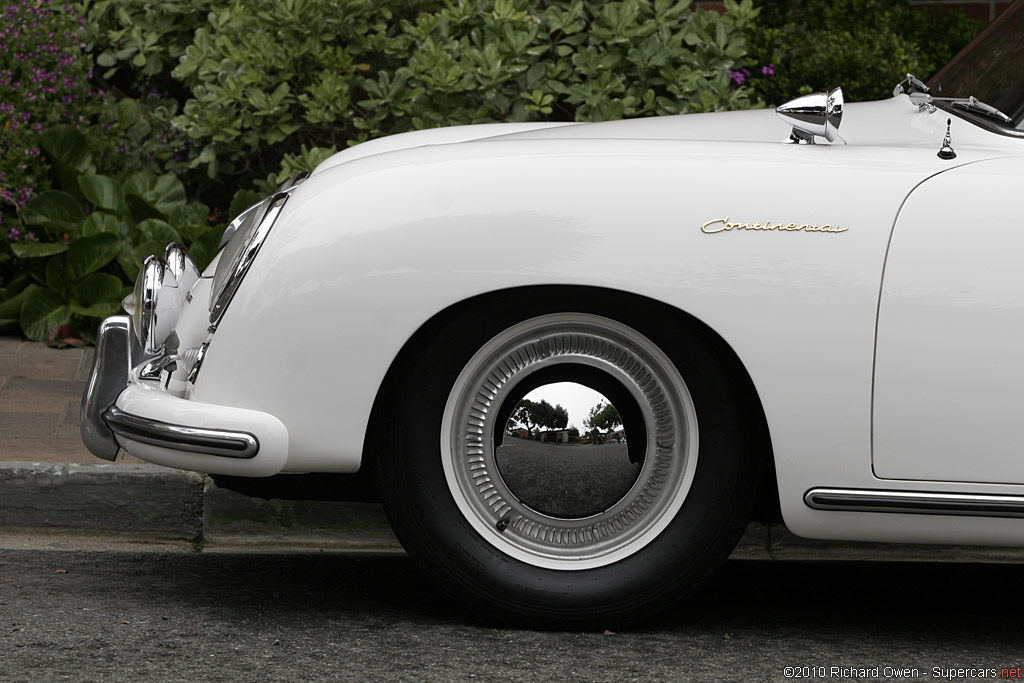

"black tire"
[376,294,758,628]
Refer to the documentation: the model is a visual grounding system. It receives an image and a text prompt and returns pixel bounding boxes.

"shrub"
[0,0,109,231]
[169,0,760,190]
[0,0,125,331]
[6,125,219,341]
[744,0,983,105]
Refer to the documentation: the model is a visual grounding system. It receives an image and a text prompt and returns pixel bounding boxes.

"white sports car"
[83,4,1024,626]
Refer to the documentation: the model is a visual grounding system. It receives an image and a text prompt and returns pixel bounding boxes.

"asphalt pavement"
[2,548,1022,681]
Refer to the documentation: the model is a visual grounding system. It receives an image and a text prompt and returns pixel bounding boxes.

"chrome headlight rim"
[208,191,289,328]
[163,243,201,295]
[216,171,309,250]
[123,245,198,356]
[129,255,163,353]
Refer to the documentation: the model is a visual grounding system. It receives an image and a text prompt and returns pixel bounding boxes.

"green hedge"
[743,0,981,105]
[1,0,985,342]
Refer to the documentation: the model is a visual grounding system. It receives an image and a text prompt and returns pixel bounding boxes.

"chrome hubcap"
[441,314,698,570]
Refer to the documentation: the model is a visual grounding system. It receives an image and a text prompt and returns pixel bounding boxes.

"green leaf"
[134,241,163,264]
[21,191,85,231]
[126,194,166,223]
[117,245,141,283]
[39,126,94,196]
[45,255,69,297]
[0,283,37,321]
[39,126,94,173]
[74,273,124,307]
[70,301,123,318]
[137,219,182,246]
[65,233,122,282]
[11,242,69,258]
[81,212,121,237]
[229,190,262,220]
[20,288,71,341]
[124,172,187,216]
[78,175,126,213]
[189,228,224,271]
[169,202,210,230]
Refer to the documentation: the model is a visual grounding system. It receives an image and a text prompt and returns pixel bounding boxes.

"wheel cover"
[441,314,699,570]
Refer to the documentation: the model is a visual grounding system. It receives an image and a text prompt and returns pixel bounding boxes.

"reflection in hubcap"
[496,385,640,519]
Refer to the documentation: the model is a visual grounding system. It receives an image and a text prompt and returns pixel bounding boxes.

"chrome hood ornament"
[776,87,844,144]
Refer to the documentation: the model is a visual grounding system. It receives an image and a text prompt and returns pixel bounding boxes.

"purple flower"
[6,226,21,241]
[728,69,750,86]
[762,63,775,76]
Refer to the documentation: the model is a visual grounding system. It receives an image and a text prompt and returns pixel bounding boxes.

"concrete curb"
[4,461,1024,562]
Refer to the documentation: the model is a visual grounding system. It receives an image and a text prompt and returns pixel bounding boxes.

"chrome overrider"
[81,316,136,461]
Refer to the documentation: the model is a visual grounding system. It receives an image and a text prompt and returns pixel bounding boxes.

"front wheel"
[377,302,758,627]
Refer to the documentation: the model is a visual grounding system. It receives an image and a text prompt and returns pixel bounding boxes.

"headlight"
[208,191,289,328]
[122,244,199,355]
[164,243,200,295]
[207,172,308,329]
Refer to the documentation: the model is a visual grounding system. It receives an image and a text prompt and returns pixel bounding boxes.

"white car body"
[81,2,1024,625]
[113,97,1024,547]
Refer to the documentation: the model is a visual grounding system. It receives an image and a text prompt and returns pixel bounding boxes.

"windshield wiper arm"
[948,96,1014,124]
[895,73,1014,125]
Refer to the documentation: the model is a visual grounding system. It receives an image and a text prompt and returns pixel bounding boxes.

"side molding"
[805,488,1024,518]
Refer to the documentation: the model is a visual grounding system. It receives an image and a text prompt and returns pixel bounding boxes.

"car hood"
[313,96,1008,176]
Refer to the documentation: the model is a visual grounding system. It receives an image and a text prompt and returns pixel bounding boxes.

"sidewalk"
[0,337,138,463]
[3,335,1024,563]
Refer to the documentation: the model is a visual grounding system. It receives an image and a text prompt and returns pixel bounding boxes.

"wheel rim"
[441,313,699,570]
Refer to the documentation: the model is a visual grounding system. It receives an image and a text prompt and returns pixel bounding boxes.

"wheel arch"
[361,284,780,522]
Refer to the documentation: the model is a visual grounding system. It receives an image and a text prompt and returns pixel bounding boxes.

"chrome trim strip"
[209,191,289,328]
[217,195,272,251]
[186,341,209,385]
[104,406,259,459]
[805,488,1024,518]
[216,173,309,250]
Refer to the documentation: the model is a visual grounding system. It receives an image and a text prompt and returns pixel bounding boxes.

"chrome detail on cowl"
[938,118,957,160]
[894,73,935,112]
[184,341,210,385]
[777,86,844,144]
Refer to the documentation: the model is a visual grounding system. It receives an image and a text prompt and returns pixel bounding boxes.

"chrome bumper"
[81,315,261,462]
[104,406,258,458]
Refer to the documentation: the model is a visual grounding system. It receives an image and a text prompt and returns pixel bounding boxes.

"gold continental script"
[701,217,848,234]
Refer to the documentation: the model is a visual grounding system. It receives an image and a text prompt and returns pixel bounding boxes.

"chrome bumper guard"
[104,406,258,459]
[81,315,260,461]
[81,316,134,461]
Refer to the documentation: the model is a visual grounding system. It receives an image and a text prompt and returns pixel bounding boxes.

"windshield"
[928,0,1024,129]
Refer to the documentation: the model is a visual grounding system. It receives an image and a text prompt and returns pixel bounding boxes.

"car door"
[873,154,1024,484]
